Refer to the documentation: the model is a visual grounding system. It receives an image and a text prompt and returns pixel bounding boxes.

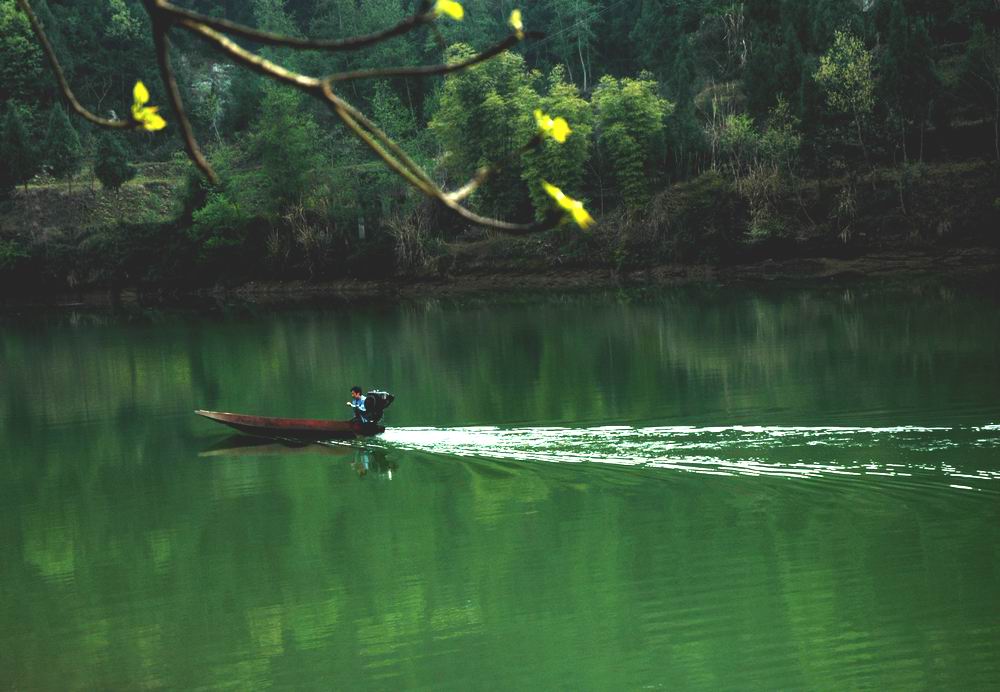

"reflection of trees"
[2,286,999,685]
[2,285,998,436]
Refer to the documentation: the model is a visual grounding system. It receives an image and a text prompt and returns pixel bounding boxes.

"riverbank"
[2,159,998,307]
[3,246,997,311]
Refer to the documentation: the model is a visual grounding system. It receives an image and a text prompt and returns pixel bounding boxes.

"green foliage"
[720,113,758,175]
[247,85,328,214]
[42,104,83,184]
[960,22,1000,159]
[4,0,1000,285]
[0,237,30,272]
[592,74,673,209]
[744,24,804,117]
[663,169,746,262]
[0,102,38,195]
[546,0,600,91]
[189,191,251,264]
[521,67,593,221]
[429,44,539,220]
[106,0,142,40]
[880,0,938,160]
[761,98,802,165]
[815,30,875,119]
[94,134,136,191]
[371,80,417,142]
[815,29,876,165]
[0,0,43,105]
[716,98,802,240]
[664,103,709,180]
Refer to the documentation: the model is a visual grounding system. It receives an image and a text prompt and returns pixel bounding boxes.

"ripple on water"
[375,424,1000,494]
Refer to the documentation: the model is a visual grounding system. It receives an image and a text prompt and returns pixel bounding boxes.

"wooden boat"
[195,410,385,441]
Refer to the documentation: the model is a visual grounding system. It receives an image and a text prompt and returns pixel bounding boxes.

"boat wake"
[374,424,1000,490]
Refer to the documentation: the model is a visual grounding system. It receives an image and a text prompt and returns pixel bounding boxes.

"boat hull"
[195,410,385,441]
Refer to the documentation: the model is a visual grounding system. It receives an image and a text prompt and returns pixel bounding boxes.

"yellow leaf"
[542,181,594,229]
[131,82,167,132]
[534,109,571,143]
[551,117,571,143]
[140,109,167,131]
[569,203,595,229]
[534,109,548,129]
[435,0,464,20]
[509,9,524,38]
[133,81,149,107]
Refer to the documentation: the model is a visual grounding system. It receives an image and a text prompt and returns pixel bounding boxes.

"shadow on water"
[199,434,398,479]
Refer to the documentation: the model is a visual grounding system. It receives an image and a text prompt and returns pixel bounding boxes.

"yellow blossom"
[533,109,571,143]
[542,181,594,229]
[434,0,464,20]
[131,81,166,131]
[509,9,524,38]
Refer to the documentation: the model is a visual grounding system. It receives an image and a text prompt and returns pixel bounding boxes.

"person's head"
[351,386,363,400]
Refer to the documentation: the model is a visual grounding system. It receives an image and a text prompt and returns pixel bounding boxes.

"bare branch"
[324,32,542,84]
[322,81,557,235]
[181,16,551,233]
[15,0,131,129]
[21,0,565,234]
[178,19,322,91]
[150,15,218,183]
[447,132,543,203]
[158,0,435,53]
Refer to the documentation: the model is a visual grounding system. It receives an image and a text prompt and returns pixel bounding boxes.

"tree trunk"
[994,89,999,162]
[900,115,908,164]
[854,112,875,189]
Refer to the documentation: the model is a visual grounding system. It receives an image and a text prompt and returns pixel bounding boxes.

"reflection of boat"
[198,435,397,479]
[195,410,384,441]
[199,435,356,457]
[353,447,398,479]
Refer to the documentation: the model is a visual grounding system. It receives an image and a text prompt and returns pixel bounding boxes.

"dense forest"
[1,0,998,293]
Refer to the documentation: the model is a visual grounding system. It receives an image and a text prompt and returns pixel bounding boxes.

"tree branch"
[150,14,217,183]
[20,0,562,234]
[15,0,131,129]
[158,0,435,53]
[323,31,542,84]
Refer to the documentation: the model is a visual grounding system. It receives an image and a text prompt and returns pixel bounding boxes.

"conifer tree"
[961,22,1000,161]
[0,102,37,196]
[42,103,82,191]
[881,0,938,162]
[94,134,135,192]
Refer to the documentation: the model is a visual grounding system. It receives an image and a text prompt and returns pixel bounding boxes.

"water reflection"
[200,435,323,457]
[3,285,1000,689]
[347,446,397,479]
[199,436,398,480]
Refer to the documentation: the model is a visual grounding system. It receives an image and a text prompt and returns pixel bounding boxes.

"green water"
[1,284,998,690]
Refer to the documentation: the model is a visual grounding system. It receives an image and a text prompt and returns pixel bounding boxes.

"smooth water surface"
[2,284,999,690]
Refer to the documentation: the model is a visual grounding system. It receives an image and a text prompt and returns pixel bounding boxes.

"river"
[1,282,998,689]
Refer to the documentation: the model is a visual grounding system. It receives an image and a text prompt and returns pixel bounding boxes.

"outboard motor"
[363,390,395,423]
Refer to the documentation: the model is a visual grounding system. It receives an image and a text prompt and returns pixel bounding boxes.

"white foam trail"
[376,424,1000,487]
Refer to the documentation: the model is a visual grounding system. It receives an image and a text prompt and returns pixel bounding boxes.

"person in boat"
[347,386,369,424]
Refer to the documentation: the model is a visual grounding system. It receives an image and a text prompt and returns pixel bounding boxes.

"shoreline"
[2,247,998,310]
